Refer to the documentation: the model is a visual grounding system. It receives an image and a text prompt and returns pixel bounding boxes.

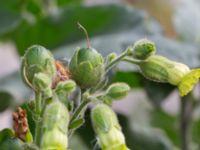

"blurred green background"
[0,0,200,150]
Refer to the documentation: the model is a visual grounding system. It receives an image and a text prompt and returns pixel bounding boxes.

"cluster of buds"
[132,39,200,96]
[12,107,32,143]
[21,45,56,97]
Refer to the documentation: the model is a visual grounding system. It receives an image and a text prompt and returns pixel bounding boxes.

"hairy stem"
[122,57,144,65]
[34,92,42,146]
[180,94,195,150]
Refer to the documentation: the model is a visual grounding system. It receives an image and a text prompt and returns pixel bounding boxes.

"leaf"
[150,108,180,146]
[178,69,200,96]
[69,118,85,130]
[6,5,148,55]
[0,129,14,144]
[0,6,21,34]
[143,80,175,107]
[0,91,14,112]
[111,71,142,88]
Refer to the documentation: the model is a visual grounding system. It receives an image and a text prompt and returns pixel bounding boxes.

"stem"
[68,98,91,137]
[34,92,42,146]
[180,94,195,150]
[77,22,91,48]
[105,51,128,73]
[70,98,90,124]
[122,57,144,65]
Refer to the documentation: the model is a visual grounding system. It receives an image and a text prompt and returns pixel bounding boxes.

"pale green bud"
[41,128,68,150]
[32,73,52,97]
[106,83,130,100]
[41,101,69,150]
[107,53,117,64]
[91,104,129,150]
[21,45,56,89]
[69,47,104,89]
[132,39,156,60]
[139,55,190,85]
[54,80,76,95]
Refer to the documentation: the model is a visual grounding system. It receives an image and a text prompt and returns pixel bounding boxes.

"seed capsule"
[69,47,104,89]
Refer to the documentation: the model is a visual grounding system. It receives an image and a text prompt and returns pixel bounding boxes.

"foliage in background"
[1,0,200,150]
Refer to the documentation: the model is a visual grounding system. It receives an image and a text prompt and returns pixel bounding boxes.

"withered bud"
[52,61,71,88]
[12,107,29,142]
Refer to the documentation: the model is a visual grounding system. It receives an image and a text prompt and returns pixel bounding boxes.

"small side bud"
[106,83,130,100]
[107,53,117,64]
[91,104,129,150]
[132,39,156,60]
[55,80,76,94]
[32,73,52,97]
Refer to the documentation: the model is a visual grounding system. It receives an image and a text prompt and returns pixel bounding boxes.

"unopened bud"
[106,83,130,100]
[55,80,76,95]
[139,55,190,85]
[107,53,117,64]
[91,104,129,150]
[22,45,56,89]
[32,73,52,97]
[132,39,156,60]
[41,101,69,150]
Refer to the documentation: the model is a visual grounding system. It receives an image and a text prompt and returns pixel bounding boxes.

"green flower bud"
[139,55,190,85]
[32,73,52,97]
[41,128,68,150]
[54,80,76,95]
[91,104,129,150]
[69,47,104,89]
[107,53,117,64]
[132,39,156,60]
[22,45,56,89]
[41,100,69,150]
[106,83,130,100]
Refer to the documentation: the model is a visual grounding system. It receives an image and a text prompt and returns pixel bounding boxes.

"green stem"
[70,98,90,124]
[68,97,91,137]
[122,57,144,65]
[180,94,195,150]
[105,51,128,73]
[34,92,42,146]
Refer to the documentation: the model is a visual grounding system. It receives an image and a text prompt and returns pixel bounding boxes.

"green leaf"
[7,5,147,55]
[0,8,21,34]
[143,80,175,107]
[150,108,180,146]
[0,91,14,112]
[0,129,14,144]
[111,71,142,88]
[69,118,85,130]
